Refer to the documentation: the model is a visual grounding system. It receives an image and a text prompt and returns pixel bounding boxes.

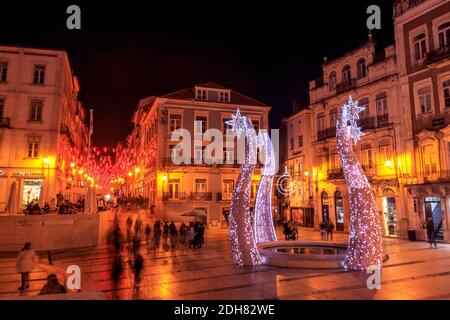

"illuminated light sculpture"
[336,96,383,271]
[226,109,262,266]
[254,132,277,244]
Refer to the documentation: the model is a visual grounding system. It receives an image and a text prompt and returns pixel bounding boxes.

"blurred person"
[16,242,35,291]
[38,273,66,295]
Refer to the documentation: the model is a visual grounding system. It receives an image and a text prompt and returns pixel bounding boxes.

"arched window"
[443,79,450,109]
[438,22,450,49]
[413,33,427,61]
[357,58,367,79]
[329,71,337,90]
[342,65,351,83]
[422,143,439,176]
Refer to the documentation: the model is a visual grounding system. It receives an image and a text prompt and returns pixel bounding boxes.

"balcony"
[393,0,425,17]
[427,44,450,65]
[217,192,233,201]
[0,117,11,128]
[189,192,212,201]
[162,192,187,201]
[418,170,450,184]
[359,117,376,131]
[317,127,336,141]
[328,168,344,180]
[336,78,356,94]
[377,114,389,127]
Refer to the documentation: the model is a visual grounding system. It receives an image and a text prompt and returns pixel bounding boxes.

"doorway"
[382,188,397,236]
[321,191,329,222]
[424,196,444,240]
[334,191,344,231]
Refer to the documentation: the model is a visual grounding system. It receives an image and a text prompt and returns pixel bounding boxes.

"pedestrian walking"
[144,224,151,245]
[111,254,124,299]
[126,215,133,241]
[134,215,142,237]
[187,227,195,248]
[325,220,334,241]
[425,216,437,248]
[179,222,187,245]
[16,242,36,291]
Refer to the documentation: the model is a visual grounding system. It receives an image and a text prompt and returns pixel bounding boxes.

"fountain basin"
[258,241,347,269]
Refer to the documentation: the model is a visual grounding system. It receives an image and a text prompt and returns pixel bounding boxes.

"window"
[418,87,432,114]
[330,151,340,171]
[317,112,325,132]
[444,80,450,108]
[169,114,182,132]
[298,135,303,148]
[329,109,337,127]
[218,91,230,102]
[438,22,450,48]
[223,118,232,134]
[290,124,294,150]
[342,65,351,83]
[357,58,367,79]
[359,97,370,118]
[195,145,203,163]
[329,71,337,90]
[376,92,388,116]
[222,180,234,200]
[33,65,46,85]
[196,89,207,100]
[361,144,374,169]
[379,140,393,165]
[169,144,181,162]
[195,179,207,193]
[27,136,40,158]
[168,179,180,200]
[195,116,207,134]
[0,98,4,119]
[413,34,427,61]
[29,100,43,121]
[252,120,260,132]
[224,147,235,163]
[422,144,438,176]
[0,62,7,82]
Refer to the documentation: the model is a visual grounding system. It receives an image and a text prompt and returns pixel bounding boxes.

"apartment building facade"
[121,82,271,225]
[285,38,406,237]
[283,0,450,242]
[0,45,88,213]
[394,0,450,242]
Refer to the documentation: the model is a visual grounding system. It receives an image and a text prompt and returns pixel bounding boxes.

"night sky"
[0,1,394,146]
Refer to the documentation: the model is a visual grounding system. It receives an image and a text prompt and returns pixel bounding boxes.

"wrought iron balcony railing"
[317,127,336,141]
[190,192,212,201]
[327,168,344,180]
[217,192,233,201]
[427,44,450,65]
[162,192,187,201]
[336,78,356,94]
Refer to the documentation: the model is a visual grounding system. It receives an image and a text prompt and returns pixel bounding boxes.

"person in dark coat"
[111,254,123,299]
[38,273,66,295]
[425,216,437,248]
[144,224,151,245]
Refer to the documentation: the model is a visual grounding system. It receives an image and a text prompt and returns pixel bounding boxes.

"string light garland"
[254,132,277,244]
[226,109,262,266]
[336,96,383,271]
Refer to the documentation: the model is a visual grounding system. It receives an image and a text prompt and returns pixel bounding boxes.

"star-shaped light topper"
[226,108,249,138]
[343,95,365,143]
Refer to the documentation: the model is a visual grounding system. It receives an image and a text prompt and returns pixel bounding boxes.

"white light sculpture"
[336,96,383,271]
[226,109,262,266]
[254,131,277,244]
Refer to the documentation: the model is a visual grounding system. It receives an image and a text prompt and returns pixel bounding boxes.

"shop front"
[334,190,344,231]
[382,188,398,236]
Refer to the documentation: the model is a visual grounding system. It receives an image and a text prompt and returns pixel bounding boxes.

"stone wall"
[0,211,114,251]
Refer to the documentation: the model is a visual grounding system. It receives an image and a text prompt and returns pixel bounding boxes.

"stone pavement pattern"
[1,210,450,300]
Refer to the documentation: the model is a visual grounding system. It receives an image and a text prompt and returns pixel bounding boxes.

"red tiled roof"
[161,82,268,107]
